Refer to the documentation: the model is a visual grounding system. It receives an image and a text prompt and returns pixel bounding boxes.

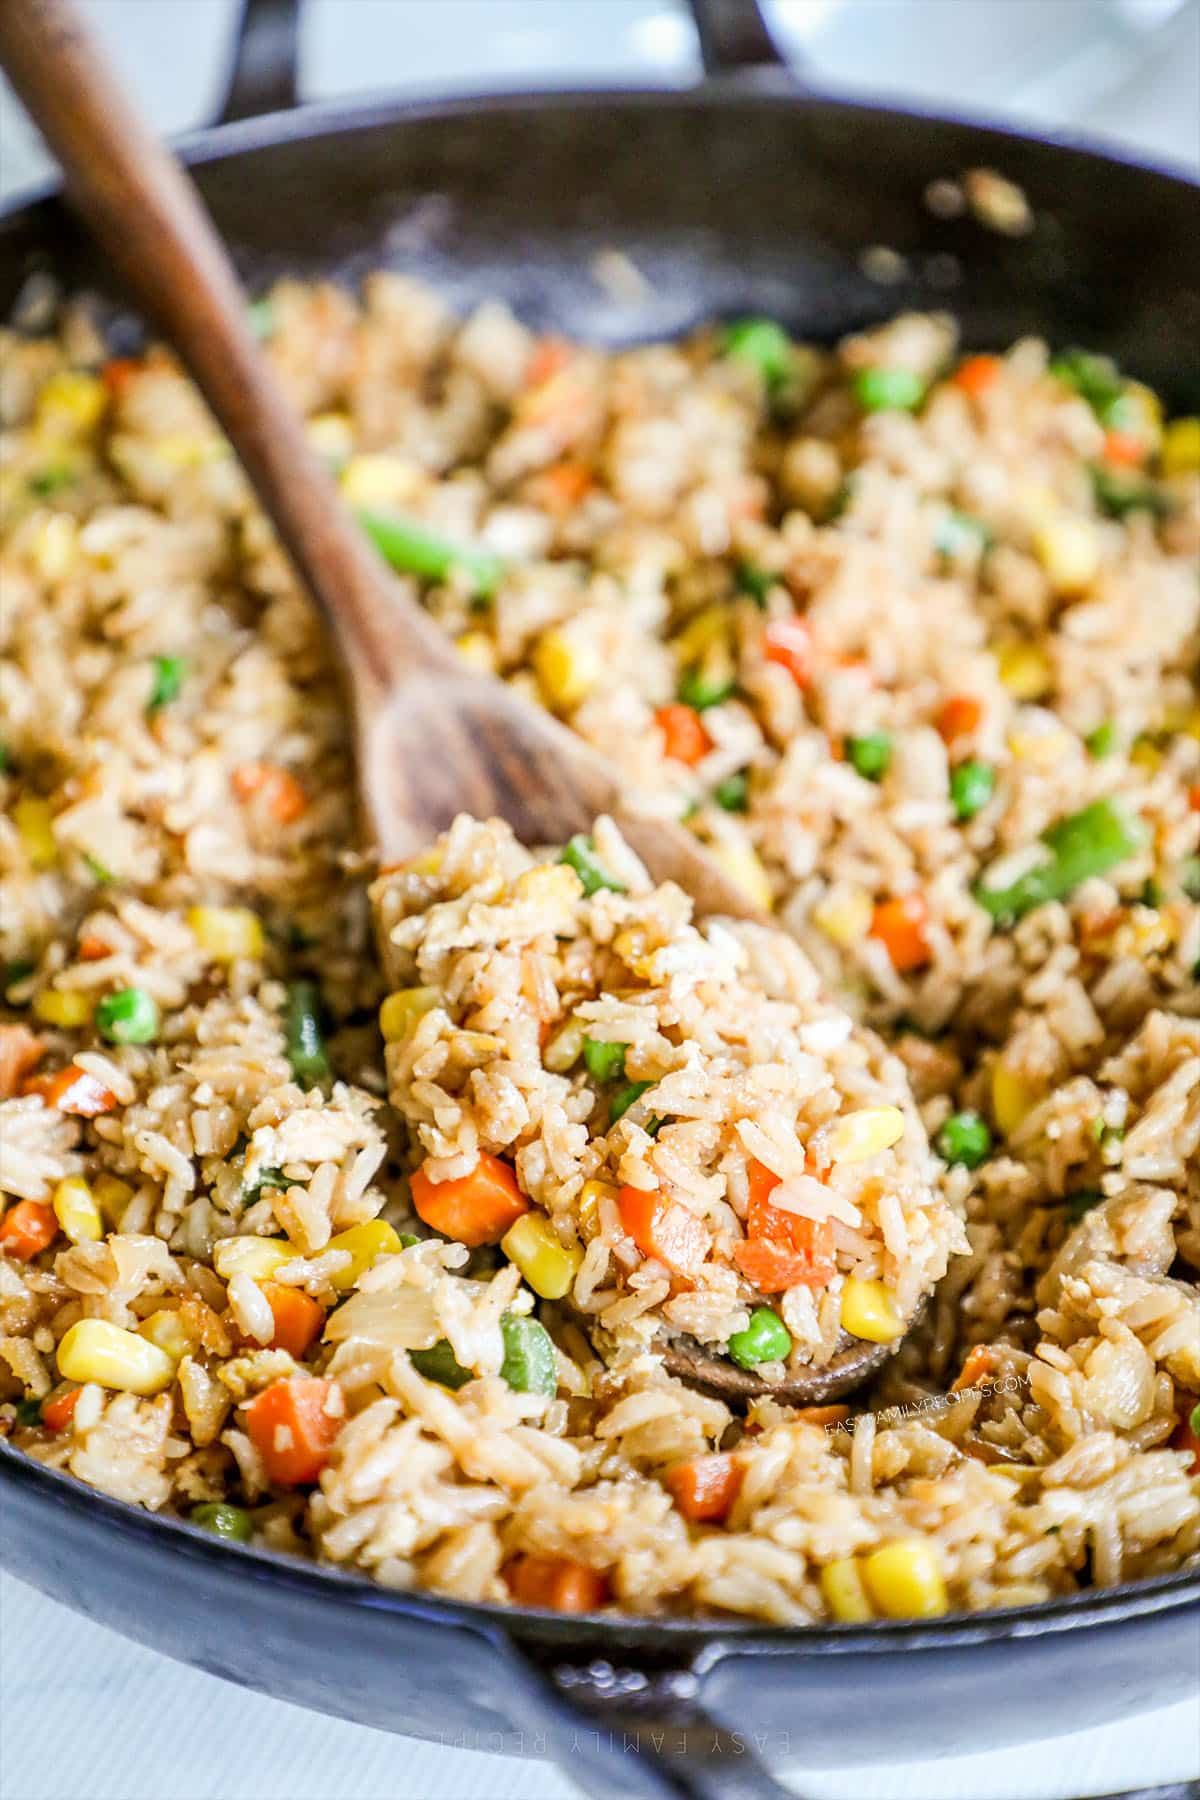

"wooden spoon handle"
[0,0,454,703]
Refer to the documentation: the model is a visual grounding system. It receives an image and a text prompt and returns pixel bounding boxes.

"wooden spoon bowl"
[0,0,914,1406]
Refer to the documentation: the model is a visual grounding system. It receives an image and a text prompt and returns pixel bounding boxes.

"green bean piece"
[284,980,331,1089]
[499,1314,557,1397]
[559,835,625,897]
[973,798,1146,925]
[583,1038,627,1083]
[609,1080,656,1126]
[358,509,503,599]
[410,1339,473,1390]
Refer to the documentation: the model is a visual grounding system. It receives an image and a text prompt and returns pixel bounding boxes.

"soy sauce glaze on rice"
[1,287,1197,1622]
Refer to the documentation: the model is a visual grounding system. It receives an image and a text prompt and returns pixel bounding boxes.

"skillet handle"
[493,1637,802,1800]
[210,0,802,128]
[215,0,300,123]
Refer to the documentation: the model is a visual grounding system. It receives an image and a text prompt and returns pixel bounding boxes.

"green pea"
[853,367,926,413]
[847,732,892,782]
[583,1037,627,1083]
[937,1110,992,1170]
[147,655,186,714]
[13,1397,43,1428]
[191,1502,254,1543]
[950,760,996,822]
[1085,720,1118,759]
[714,771,750,813]
[410,1339,473,1390]
[499,1314,557,1397]
[1065,1190,1105,1222]
[678,666,736,711]
[609,1080,656,1126]
[728,1306,792,1370]
[95,987,160,1045]
[722,318,793,391]
[559,835,625,898]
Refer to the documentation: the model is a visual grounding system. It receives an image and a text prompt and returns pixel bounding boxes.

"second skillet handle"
[212,0,799,126]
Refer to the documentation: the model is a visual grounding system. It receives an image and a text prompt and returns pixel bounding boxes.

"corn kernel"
[861,1540,948,1619]
[305,411,354,466]
[673,604,732,663]
[534,628,601,712]
[29,513,78,582]
[1161,417,1200,477]
[139,1309,192,1363]
[826,1106,905,1164]
[996,641,1051,702]
[1129,738,1162,772]
[840,1278,904,1344]
[543,1017,586,1073]
[340,453,421,509]
[56,1318,175,1396]
[186,905,264,963]
[812,883,873,948]
[52,1176,103,1244]
[1007,726,1071,768]
[1032,515,1100,597]
[93,1174,134,1224]
[35,371,107,439]
[379,986,440,1043]
[14,796,58,869]
[454,630,497,673]
[820,1558,874,1623]
[327,1220,406,1291]
[212,1236,298,1281]
[991,1059,1038,1135]
[501,1211,583,1300]
[33,989,93,1029]
[707,840,774,912]
[578,1179,617,1238]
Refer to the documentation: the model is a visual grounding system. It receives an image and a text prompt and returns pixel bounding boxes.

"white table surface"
[2,6,1199,1797]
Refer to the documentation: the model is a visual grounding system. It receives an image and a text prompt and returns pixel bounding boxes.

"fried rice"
[0,280,1197,1624]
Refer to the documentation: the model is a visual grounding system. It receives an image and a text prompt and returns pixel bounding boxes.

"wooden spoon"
[0,0,901,1405]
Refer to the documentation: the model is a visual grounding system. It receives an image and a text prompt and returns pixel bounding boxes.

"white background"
[1,5,1198,1797]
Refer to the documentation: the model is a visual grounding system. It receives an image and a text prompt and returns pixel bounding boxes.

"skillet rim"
[1,73,1196,1658]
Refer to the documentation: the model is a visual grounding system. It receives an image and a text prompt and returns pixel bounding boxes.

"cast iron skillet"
[1,3,1198,1796]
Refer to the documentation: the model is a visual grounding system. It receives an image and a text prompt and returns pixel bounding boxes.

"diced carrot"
[871,894,932,974]
[936,694,983,745]
[77,934,112,961]
[1170,1396,1199,1474]
[795,1404,850,1427]
[533,459,593,510]
[41,1387,81,1433]
[734,1236,829,1292]
[1101,429,1146,468]
[261,1283,325,1358]
[763,617,814,688]
[232,762,307,824]
[505,1553,609,1612]
[526,337,572,388]
[21,1064,118,1116]
[655,702,712,767]
[243,1376,341,1486]
[0,1024,45,1099]
[102,357,143,398]
[735,1157,837,1289]
[0,1200,58,1262]
[951,1344,995,1393]
[952,354,1000,398]
[1189,785,1200,812]
[665,1453,743,1523]
[617,1185,707,1277]
[411,1152,529,1248]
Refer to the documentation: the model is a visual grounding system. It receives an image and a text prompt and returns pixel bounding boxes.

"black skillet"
[1,3,1197,1796]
